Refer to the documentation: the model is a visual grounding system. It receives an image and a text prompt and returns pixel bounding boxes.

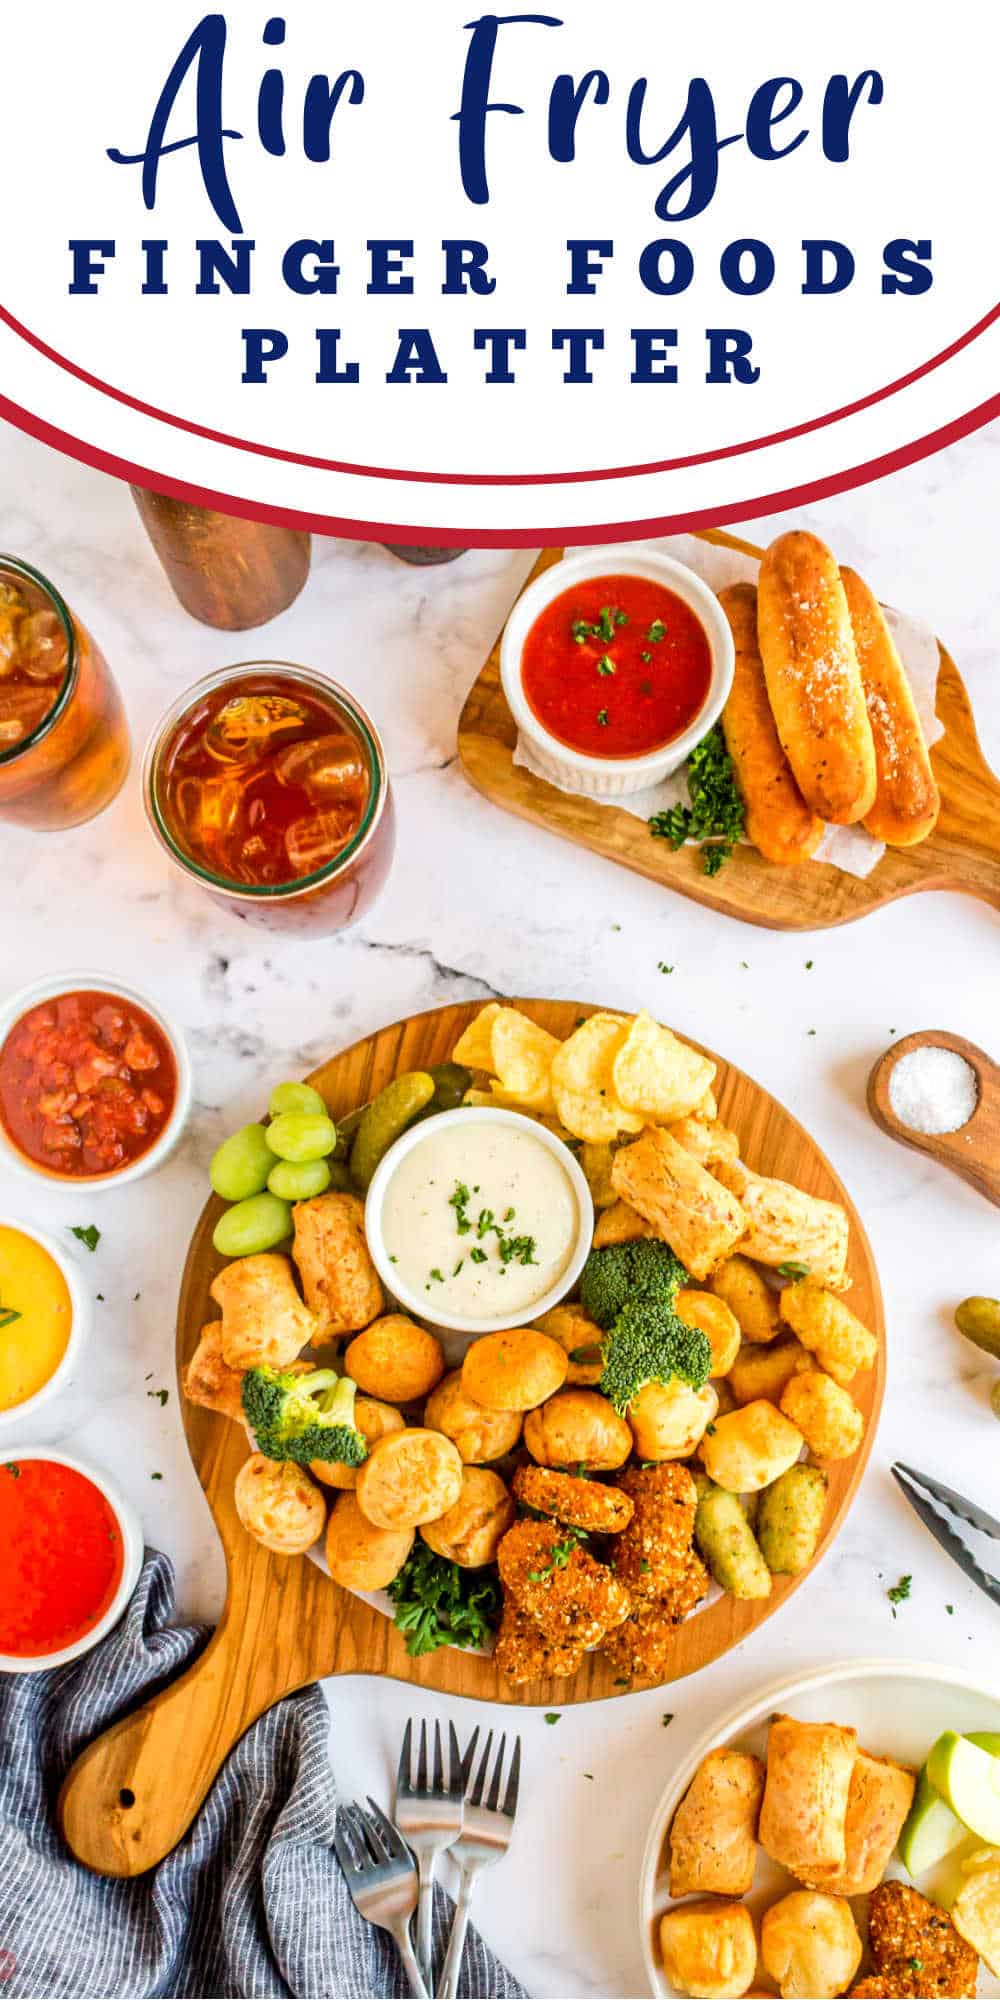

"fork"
[438,1731,522,2000]
[334,1796,430,1999]
[395,1718,467,1989]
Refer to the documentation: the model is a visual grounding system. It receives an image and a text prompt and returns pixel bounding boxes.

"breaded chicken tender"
[866,1883,979,1999]
[600,1558,708,1677]
[496,1520,631,1648]
[492,1599,585,1684]
[183,1322,246,1422]
[512,1464,634,1534]
[612,1463,698,1601]
[292,1192,383,1338]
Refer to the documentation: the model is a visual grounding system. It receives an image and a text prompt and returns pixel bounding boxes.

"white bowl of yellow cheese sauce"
[0,1215,94,1428]
[365,1107,593,1335]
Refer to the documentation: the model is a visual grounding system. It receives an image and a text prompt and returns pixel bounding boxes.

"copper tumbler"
[131,490,311,630]
[0,556,130,831]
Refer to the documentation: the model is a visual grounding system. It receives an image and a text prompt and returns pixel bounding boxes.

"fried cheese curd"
[860,1883,979,2000]
[512,1464,634,1535]
[496,1519,631,1650]
[492,1598,585,1685]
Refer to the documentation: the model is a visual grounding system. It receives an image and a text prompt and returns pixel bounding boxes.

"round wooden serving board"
[457,533,1000,930]
[59,1000,885,1878]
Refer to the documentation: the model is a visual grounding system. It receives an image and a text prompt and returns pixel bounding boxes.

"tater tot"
[698,1400,804,1492]
[627,1379,718,1462]
[709,1255,782,1343]
[346,1315,445,1404]
[756,1464,829,1575]
[420,1467,515,1567]
[325,1491,414,1589]
[779,1280,878,1386]
[423,1369,522,1462]
[677,1291,741,1377]
[462,1328,568,1412]
[728,1336,813,1407]
[534,1305,605,1387]
[291,1192,383,1337]
[355,1428,463,1529]
[779,1370,864,1462]
[524,1387,632,1470]
[694,1473,772,1599]
[234,1454,326,1555]
[310,1396,405,1490]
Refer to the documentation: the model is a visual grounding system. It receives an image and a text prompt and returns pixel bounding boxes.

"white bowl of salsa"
[364,1106,593,1335]
[500,548,735,797]
[0,1216,93,1428]
[0,972,191,1188]
[0,1451,144,1673]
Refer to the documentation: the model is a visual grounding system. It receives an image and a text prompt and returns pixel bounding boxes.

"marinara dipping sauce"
[0,988,177,1178]
[0,1459,124,1660]
[520,574,713,759]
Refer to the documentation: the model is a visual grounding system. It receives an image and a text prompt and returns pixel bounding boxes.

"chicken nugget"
[867,1882,979,1999]
[612,1463,698,1601]
[512,1464,634,1534]
[493,1599,585,1684]
[496,1520,631,1648]
[292,1192,383,1338]
[600,1559,708,1678]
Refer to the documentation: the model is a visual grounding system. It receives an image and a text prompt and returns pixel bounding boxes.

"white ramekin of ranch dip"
[364,1107,593,1335]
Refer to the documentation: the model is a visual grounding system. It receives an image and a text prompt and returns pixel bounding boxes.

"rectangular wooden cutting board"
[457,532,1000,930]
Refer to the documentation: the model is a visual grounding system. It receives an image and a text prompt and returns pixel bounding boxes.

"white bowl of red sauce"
[0,1451,143,1673]
[0,973,191,1188]
[500,548,735,797]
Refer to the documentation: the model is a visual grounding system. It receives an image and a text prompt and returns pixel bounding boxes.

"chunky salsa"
[0,1459,124,1658]
[0,988,177,1178]
[521,575,713,759]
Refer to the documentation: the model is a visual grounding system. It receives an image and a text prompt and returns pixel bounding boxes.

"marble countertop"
[2,420,999,1998]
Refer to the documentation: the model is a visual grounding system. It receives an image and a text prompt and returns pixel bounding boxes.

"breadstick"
[719,582,825,864]
[840,566,940,847]
[757,531,877,824]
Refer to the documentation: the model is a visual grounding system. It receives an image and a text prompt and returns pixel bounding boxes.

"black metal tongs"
[892,1463,1000,1609]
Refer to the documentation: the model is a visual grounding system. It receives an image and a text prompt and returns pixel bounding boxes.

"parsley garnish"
[641,650,653,663]
[776,1261,811,1282]
[888,1574,912,1616]
[387,1545,502,1657]
[71,1224,101,1253]
[597,655,616,677]
[429,1268,444,1284]
[0,1302,22,1331]
[596,708,609,728]
[662,1713,675,1727]
[647,619,667,643]
[4,1463,20,1479]
[571,606,626,645]
[450,1182,536,1270]
[528,1530,586,1582]
[544,1712,561,1725]
[648,725,745,877]
[658,962,674,975]
[147,1388,168,1407]
[151,1472,163,1481]
[470,1247,487,1264]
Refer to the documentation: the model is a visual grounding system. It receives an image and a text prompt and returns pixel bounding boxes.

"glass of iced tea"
[142,663,395,934]
[0,557,130,830]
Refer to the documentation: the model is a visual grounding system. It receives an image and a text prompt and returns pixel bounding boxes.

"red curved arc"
[1,296,999,488]
[3,384,1000,550]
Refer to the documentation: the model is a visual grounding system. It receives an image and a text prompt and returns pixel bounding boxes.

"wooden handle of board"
[924,657,1000,910]
[58,1534,343,1878]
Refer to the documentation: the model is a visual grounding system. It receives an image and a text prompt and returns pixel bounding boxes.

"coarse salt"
[888,1045,979,1135]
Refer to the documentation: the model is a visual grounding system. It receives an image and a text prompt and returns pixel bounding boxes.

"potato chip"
[550,1013,645,1143]
[612,1010,716,1122]
[487,1077,555,1114]
[490,1009,561,1103]
[452,1002,503,1071]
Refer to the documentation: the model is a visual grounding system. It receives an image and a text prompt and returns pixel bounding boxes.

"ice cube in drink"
[0,685,56,746]
[203,693,309,767]
[17,610,69,682]
[272,732,367,803]
[284,808,357,877]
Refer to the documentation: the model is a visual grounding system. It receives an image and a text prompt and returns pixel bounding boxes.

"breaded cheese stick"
[719,581,825,864]
[757,531,877,824]
[840,566,940,847]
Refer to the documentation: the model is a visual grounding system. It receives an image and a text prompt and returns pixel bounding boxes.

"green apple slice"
[899,1732,1000,1877]
[926,1731,1000,1843]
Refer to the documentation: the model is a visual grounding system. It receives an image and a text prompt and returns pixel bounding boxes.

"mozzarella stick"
[840,566,940,847]
[719,582,825,864]
[757,531,877,824]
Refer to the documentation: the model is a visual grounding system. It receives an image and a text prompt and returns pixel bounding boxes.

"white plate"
[638,1658,1000,1999]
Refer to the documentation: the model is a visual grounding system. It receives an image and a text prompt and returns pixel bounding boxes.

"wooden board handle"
[58,1526,344,1878]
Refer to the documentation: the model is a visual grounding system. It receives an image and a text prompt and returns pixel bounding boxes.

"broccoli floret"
[579,1237,690,1330]
[241,1367,367,1467]
[599,1299,712,1416]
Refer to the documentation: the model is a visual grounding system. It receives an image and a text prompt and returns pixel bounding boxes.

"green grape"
[209,1123,277,1202]
[267,1157,332,1201]
[266,1111,338,1162]
[212,1192,292,1258]
[268,1080,327,1120]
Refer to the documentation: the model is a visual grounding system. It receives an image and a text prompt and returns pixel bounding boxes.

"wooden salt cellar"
[867,1029,1000,1206]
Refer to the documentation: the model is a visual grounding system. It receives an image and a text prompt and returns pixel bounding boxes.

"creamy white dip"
[380,1120,579,1320]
